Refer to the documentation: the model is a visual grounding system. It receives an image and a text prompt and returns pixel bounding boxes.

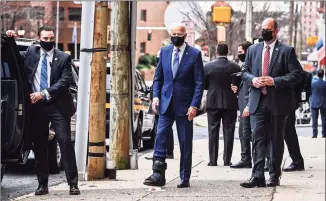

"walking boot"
[143,160,167,187]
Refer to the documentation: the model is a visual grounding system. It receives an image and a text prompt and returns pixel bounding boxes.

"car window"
[137,72,147,92]
[135,74,140,91]
[1,62,11,79]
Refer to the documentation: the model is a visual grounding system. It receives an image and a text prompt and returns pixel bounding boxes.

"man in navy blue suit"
[143,23,204,188]
[240,18,302,188]
[310,69,326,138]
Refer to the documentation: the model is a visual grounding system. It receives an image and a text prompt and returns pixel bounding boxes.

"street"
[1,123,320,201]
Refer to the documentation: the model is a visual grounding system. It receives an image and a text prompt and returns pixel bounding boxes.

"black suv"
[1,35,78,181]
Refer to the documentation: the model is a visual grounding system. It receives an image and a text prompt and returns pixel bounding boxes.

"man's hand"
[252,77,265,88]
[260,76,275,86]
[30,92,43,104]
[231,85,238,94]
[187,106,197,121]
[6,30,18,38]
[152,97,160,114]
[242,106,250,117]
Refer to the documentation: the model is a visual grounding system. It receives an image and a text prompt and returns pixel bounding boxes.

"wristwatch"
[40,90,46,98]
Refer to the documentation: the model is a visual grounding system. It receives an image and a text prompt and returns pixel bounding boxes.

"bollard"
[130,149,138,170]
[105,152,117,179]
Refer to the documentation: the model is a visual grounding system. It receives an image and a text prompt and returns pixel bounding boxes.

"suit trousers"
[30,101,78,186]
[284,112,304,166]
[238,115,252,163]
[311,108,326,137]
[207,109,237,164]
[154,115,174,154]
[251,96,287,179]
[153,103,193,182]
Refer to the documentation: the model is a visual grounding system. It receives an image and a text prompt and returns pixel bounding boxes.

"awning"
[307,50,319,61]
[318,46,325,66]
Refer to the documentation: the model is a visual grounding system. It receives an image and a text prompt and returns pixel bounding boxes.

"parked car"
[1,35,78,181]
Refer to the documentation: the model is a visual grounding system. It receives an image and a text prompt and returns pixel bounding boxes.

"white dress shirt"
[261,39,277,73]
[32,48,54,99]
[171,43,186,72]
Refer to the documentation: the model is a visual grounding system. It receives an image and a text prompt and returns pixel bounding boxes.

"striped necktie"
[40,52,48,92]
[261,45,270,95]
[172,48,180,78]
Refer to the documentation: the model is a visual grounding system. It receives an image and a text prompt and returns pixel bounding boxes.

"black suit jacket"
[242,40,302,115]
[204,57,241,110]
[21,46,76,119]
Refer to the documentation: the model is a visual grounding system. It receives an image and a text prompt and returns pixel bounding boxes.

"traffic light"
[147,29,152,41]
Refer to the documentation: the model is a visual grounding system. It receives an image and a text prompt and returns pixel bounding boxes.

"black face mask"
[238,54,246,62]
[171,36,185,47]
[40,40,55,51]
[261,30,274,42]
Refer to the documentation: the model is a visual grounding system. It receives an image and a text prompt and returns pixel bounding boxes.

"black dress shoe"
[177,181,190,188]
[283,164,305,172]
[230,161,252,169]
[240,177,266,188]
[207,162,217,166]
[267,178,280,187]
[166,153,174,159]
[224,162,232,166]
[69,185,80,195]
[312,136,317,138]
[35,185,49,196]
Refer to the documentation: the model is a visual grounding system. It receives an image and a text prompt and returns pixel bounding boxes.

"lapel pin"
[54,58,58,61]
[275,48,278,51]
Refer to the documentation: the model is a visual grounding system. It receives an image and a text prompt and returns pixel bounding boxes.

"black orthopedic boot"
[143,160,167,187]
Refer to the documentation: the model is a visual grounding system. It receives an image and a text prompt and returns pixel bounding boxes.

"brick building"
[301,1,320,38]
[136,1,170,62]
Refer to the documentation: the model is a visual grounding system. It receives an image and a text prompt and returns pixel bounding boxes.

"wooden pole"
[87,1,108,180]
[109,1,130,170]
[294,3,298,51]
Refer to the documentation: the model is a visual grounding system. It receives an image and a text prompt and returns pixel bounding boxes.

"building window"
[53,7,64,21]
[140,10,147,21]
[68,8,82,21]
[30,7,45,20]
[140,42,146,53]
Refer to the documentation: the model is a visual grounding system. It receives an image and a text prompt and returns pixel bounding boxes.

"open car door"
[1,34,30,165]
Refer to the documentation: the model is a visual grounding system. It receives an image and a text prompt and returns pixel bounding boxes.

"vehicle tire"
[133,116,143,150]
[1,164,6,182]
[143,116,157,149]
[48,138,62,174]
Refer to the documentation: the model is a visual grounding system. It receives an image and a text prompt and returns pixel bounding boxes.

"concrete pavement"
[12,133,325,201]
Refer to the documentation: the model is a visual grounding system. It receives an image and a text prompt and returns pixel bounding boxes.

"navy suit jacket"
[21,46,76,118]
[310,78,326,109]
[242,40,302,115]
[153,44,204,116]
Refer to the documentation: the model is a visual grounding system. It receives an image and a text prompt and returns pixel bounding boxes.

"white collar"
[264,39,277,49]
[173,43,186,52]
[40,48,54,57]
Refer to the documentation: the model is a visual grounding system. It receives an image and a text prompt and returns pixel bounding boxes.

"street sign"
[182,20,195,46]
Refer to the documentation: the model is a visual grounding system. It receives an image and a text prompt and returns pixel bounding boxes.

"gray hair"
[169,23,187,34]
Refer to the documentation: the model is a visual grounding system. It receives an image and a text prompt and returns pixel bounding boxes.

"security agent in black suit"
[204,43,241,166]
[282,70,311,171]
[240,18,302,188]
[230,41,253,169]
[6,27,80,195]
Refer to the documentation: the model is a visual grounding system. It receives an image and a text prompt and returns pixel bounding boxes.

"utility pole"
[294,2,299,52]
[75,1,95,181]
[298,3,303,61]
[245,0,253,42]
[109,1,131,170]
[87,1,108,180]
[55,0,59,49]
[289,1,294,46]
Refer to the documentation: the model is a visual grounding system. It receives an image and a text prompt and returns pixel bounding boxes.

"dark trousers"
[154,115,174,154]
[251,96,287,179]
[207,109,237,164]
[153,104,193,182]
[30,102,78,186]
[238,115,252,163]
[311,108,326,137]
[284,112,304,166]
